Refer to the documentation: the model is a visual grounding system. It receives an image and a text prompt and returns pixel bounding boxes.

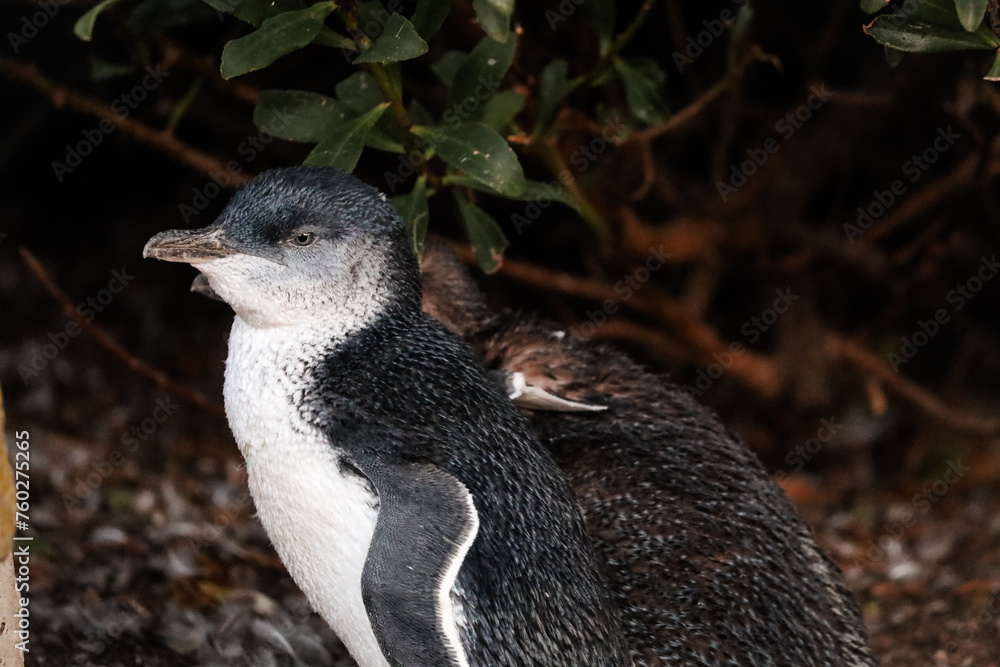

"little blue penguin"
[419,242,877,666]
[143,167,630,667]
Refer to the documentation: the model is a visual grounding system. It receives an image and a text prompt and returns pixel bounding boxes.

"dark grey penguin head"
[143,167,419,328]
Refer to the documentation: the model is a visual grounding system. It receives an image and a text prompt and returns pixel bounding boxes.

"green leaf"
[864,16,999,52]
[956,0,989,32]
[354,14,428,63]
[130,0,216,31]
[449,34,517,121]
[410,0,451,39]
[364,127,406,153]
[613,57,671,125]
[534,59,582,133]
[414,122,526,196]
[730,3,754,42]
[220,2,336,79]
[517,180,578,209]
[473,0,511,41]
[985,48,1000,79]
[87,56,137,81]
[431,51,469,87]
[408,98,435,126]
[480,90,524,131]
[353,0,418,57]
[334,71,405,151]
[860,0,890,14]
[75,0,123,41]
[303,103,390,170]
[454,191,509,273]
[584,0,615,55]
[885,45,906,66]
[202,0,249,21]
[895,0,982,28]
[203,0,305,26]
[254,90,349,142]
[391,175,431,258]
[443,174,578,209]
[335,72,385,115]
[628,57,668,86]
[167,78,203,131]
[485,0,514,13]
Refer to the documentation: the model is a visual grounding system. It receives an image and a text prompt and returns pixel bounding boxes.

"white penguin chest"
[223,317,389,667]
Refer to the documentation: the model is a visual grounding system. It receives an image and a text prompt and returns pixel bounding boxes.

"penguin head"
[144,167,420,328]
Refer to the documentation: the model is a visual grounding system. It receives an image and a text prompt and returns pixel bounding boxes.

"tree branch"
[446,240,1000,436]
[827,333,1000,437]
[623,46,762,146]
[19,247,226,416]
[444,240,782,397]
[157,35,260,106]
[0,56,248,187]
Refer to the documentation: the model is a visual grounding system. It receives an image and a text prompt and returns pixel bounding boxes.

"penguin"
[190,272,608,413]
[418,241,877,666]
[142,167,631,667]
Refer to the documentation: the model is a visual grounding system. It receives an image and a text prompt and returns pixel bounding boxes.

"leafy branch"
[862,0,1000,79]
[65,0,751,272]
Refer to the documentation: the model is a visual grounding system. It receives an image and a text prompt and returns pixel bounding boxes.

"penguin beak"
[143,226,238,264]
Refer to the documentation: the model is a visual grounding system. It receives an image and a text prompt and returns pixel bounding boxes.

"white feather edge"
[506,371,608,413]
[438,483,479,667]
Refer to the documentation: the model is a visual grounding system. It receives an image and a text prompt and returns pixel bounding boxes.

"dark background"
[1,0,999,664]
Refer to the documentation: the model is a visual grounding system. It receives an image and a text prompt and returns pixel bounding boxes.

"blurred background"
[1,0,1000,664]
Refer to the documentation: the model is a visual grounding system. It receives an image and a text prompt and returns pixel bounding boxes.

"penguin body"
[420,242,877,666]
[144,167,630,667]
[223,316,387,665]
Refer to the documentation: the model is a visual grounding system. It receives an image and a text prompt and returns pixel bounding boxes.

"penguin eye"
[290,232,316,247]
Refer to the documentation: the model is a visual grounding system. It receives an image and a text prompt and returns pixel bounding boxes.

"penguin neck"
[229,278,422,370]
[229,302,420,364]
[225,243,422,338]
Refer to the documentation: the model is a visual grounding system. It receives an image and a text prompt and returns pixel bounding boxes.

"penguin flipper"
[358,459,478,667]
